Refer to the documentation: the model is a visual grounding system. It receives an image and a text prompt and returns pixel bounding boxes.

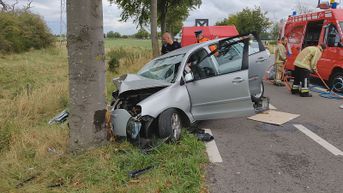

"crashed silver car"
[111,34,270,141]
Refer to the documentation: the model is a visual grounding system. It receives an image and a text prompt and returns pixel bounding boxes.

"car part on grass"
[16,175,38,188]
[196,133,214,142]
[48,109,69,125]
[128,165,155,178]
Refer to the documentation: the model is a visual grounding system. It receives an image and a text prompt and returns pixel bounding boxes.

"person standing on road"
[274,37,288,86]
[291,44,326,97]
[161,32,181,55]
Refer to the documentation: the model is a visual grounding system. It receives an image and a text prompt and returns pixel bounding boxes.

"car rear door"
[185,36,255,121]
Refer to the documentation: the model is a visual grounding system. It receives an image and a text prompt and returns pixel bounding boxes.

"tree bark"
[67,0,107,152]
[151,0,159,57]
[160,1,168,34]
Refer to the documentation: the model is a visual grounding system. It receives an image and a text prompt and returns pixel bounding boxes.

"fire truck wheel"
[330,71,343,93]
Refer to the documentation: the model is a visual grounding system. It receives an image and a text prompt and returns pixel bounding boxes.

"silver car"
[111,34,270,141]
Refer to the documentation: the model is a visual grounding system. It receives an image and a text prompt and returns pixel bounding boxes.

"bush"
[0,11,54,53]
[107,31,121,38]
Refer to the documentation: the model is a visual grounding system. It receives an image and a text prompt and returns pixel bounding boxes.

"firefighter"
[194,30,217,55]
[291,44,327,97]
[274,37,288,86]
[161,32,181,55]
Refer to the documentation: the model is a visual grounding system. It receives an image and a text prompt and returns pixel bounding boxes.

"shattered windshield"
[138,54,184,83]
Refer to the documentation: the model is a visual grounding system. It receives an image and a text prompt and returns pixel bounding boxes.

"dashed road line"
[294,124,343,156]
[204,129,223,163]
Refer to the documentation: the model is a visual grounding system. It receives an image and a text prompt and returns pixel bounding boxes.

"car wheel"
[251,81,264,102]
[330,72,343,93]
[158,109,182,141]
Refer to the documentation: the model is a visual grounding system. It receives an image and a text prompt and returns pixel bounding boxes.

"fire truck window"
[289,25,304,44]
[303,20,324,48]
[327,25,341,47]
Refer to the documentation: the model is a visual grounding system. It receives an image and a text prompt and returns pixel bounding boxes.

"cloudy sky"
[8,0,330,35]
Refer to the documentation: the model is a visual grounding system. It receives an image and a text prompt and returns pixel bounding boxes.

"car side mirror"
[184,73,194,82]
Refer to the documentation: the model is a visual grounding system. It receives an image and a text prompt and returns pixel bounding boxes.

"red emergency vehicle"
[283,9,343,89]
[181,26,239,47]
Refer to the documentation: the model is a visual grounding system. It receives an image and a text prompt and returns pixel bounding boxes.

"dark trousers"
[293,66,310,88]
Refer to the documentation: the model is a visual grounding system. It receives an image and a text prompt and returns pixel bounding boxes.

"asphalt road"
[201,82,343,193]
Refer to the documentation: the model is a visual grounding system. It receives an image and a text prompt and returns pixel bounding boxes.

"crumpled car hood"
[113,74,172,95]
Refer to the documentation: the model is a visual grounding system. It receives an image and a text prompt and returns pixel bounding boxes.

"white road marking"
[204,129,223,163]
[294,124,343,156]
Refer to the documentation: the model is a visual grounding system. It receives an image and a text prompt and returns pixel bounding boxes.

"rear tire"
[330,71,343,93]
[251,81,265,102]
[158,109,182,141]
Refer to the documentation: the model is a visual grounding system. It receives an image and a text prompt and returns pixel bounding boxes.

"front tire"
[330,72,343,93]
[158,109,182,141]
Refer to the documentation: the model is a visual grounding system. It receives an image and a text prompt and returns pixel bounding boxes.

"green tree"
[216,7,271,36]
[109,0,201,33]
[107,31,121,38]
[134,28,150,39]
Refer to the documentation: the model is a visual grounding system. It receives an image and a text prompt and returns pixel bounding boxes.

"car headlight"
[126,117,142,140]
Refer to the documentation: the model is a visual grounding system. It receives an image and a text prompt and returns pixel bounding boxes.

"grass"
[0,39,208,192]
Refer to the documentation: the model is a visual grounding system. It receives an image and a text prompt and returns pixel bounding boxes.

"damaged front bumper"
[111,109,154,139]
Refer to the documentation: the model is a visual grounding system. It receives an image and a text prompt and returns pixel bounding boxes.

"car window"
[138,54,184,83]
[326,25,341,47]
[213,43,243,75]
[186,48,217,81]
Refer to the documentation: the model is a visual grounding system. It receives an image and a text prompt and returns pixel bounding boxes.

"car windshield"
[138,54,184,83]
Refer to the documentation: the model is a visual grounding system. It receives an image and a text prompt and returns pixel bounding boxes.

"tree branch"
[0,0,8,11]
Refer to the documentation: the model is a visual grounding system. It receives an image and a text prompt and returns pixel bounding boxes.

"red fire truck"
[283,9,343,89]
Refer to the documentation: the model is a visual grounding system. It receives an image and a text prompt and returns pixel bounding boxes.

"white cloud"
[16,0,334,34]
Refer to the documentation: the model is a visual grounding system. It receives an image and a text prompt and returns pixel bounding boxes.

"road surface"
[202,82,343,193]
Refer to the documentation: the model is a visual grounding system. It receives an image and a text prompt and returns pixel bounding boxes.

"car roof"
[156,39,223,59]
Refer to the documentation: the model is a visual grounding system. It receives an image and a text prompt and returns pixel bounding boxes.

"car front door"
[184,37,255,121]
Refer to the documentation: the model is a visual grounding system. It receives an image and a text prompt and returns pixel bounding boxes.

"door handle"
[257,57,267,62]
[232,77,245,83]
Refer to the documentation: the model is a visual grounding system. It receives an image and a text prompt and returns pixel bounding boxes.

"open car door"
[184,35,255,120]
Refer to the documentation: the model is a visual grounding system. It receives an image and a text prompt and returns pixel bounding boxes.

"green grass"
[105,38,152,50]
[0,39,207,192]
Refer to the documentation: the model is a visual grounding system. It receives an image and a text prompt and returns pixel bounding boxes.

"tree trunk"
[159,0,168,34]
[67,0,107,152]
[151,0,159,57]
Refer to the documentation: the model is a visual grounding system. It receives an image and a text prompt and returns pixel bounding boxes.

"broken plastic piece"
[128,165,154,178]
[48,109,69,125]
[196,133,214,142]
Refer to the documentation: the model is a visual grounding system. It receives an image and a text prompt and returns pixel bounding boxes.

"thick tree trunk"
[151,0,159,57]
[67,0,107,152]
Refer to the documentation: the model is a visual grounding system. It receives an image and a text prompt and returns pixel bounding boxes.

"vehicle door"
[285,23,307,70]
[184,37,254,121]
[247,37,270,95]
[318,22,343,80]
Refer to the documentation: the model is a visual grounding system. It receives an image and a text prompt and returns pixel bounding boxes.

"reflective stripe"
[300,88,309,93]
[292,85,300,89]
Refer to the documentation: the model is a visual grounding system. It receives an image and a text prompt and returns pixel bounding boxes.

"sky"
[6,0,332,35]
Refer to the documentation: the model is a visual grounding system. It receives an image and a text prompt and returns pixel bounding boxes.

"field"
[0,39,207,192]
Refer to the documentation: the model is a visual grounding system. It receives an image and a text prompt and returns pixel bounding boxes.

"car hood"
[113,74,172,95]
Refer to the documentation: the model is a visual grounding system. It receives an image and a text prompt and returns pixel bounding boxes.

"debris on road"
[248,110,299,126]
[340,104,343,109]
[48,109,69,125]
